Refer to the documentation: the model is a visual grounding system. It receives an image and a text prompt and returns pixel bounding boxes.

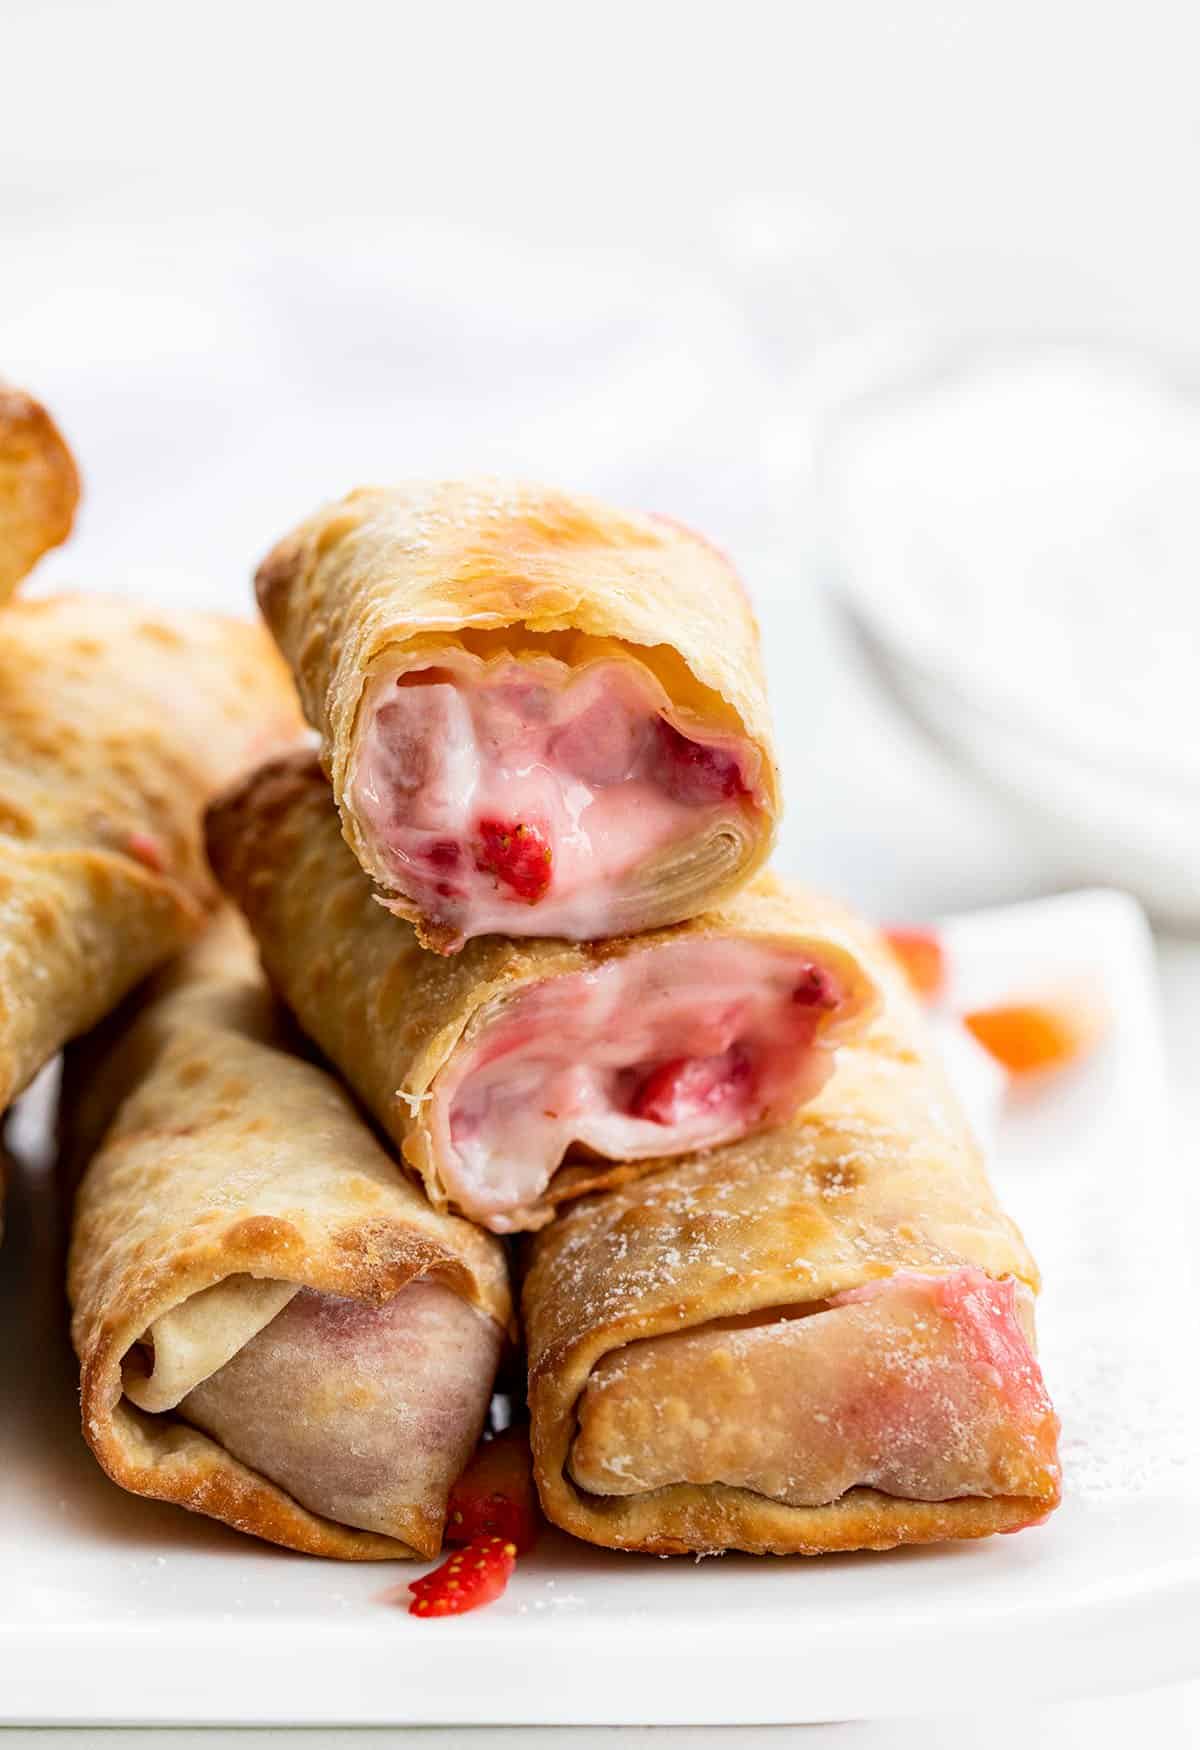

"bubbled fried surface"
[0,384,79,599]
[207,749,878,1230]
[0,596,303,1108]
[523,943,1050,1555]
[252,479,780,926]
[65,912,512,1560]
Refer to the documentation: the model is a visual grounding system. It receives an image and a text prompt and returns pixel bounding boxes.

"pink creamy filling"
[569,1268,1060,1510]
[351,653,761,942]
[429,937,843,1231]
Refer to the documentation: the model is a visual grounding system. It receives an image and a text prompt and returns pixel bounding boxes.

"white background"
[3,2,1199,1742]
[4,0,1200,343]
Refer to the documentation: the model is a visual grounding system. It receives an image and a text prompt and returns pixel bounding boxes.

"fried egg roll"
[255,480,780,951]
[207,751,877,1233]
[0,383,79,598]
[65,914,512,1560]
[0,595,302,1116]
[524,942,1061,1555]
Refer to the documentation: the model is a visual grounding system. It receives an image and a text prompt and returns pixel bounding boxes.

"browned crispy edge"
[0,384,81,591]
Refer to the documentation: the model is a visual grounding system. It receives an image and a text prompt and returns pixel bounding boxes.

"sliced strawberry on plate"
[408,1535,517,1618]
[883,926,947,1001]
[446,1426,539,1555]
[963,994,1105,1078]
[651,718,747,805]
[474,818,552,904]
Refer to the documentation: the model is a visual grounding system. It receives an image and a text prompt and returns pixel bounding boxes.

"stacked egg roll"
[523,946,1061,1555]
[0,382,79,598]
[65,913,512,1559]
[46,469,1061,1568]
[254,480,780,951]
[207,750,878,1233]
[0,594,302,1118]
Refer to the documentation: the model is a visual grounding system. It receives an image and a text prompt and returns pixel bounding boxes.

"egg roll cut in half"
[207,750,878,1234]
[0,382,80,599]
[255,479,780,951]
[0,595,303,1116]
[65,914,512,1560]
[524,945,1062,1555]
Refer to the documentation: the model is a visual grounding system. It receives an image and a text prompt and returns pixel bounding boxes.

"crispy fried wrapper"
[207,750,878,1233]
[0,383,80,599]
[0,595,303,1114]
[254,479,780,949]
[65,914,513,1560]
[523,944,1062,1556]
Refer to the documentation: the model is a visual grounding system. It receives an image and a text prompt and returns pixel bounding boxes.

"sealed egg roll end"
[522,942,1058,1556]
[66,912,511,1559]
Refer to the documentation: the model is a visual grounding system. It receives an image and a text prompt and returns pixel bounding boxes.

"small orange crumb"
[883,926,947,1001]
[963,996,1105,1077]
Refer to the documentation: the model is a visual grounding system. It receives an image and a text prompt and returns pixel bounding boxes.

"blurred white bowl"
[815,333,1200,926]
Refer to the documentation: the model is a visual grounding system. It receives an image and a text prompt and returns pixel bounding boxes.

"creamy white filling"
[350,651,760,943]
[428,937,842,1231]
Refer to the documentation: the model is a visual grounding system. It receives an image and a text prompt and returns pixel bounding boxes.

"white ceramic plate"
[1,889,1196,1726]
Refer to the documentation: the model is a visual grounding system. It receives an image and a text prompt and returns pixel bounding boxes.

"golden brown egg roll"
[207,750,878,1234]
[255,479,780,951]
[65,913,512,1560]
[524,943,1062,1556]
[0,594,303,1116]
[0,383,80,599]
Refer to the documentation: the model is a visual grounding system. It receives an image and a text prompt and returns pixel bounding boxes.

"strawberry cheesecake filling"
[350,650,764,946]
[568,1269,1061,1513]
[426,937,854,1232]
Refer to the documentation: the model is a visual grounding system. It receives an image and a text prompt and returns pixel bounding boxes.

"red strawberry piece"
[446,1426,539,1554]
[408,1535,517,1618]
[125,830,167,873]
[792,964,839,1009]
[474,818,552,904]
[630,1045,752,1126]
[428,840,461,870]
[651,718,748,805]
[883,927,947,1001]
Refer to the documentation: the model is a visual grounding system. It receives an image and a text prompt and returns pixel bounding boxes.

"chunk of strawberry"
[651,719,747,805]
[630,1045,752,1126]
[883,926,947,1001]
[408,1535,517,1618]
[427,839,461,870]
[125,830,167,874]
[792,964,839,1009]
[963,996,1104,1077]
[446,1427,539,1555]
[474,818,552,904]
